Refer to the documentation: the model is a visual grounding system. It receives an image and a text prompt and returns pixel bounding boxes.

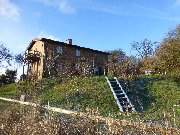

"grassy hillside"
[127,76,180,111]
[40,76,120,116]
[125,76,180,125]
[0,76,179,125]
[0,83,17,98]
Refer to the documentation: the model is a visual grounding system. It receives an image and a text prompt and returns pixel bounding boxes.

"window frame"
[56,46,63,55]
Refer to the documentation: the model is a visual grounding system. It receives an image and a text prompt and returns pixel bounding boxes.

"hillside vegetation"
[0,83,17,98]
[0,76,179,126]
[40,76,120,116]
[126,76,180,123]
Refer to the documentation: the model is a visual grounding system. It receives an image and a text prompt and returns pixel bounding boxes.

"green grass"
[150,80,180,110]
[0,84,18,112]
[0,76,179,126]
[0,83,17,98]
[123,76,180,111]
[38,76,180,126]
[40,76,119,116]
[125,76,180,126]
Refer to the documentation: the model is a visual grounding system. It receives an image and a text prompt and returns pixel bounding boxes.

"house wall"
[27,41,45,79]
[43,42,108,77]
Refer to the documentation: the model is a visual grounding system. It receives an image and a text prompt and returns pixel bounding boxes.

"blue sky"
[0,0,180,56]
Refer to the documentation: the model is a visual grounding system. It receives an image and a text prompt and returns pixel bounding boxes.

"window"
[56,46,63,54]
[76,49,80,57]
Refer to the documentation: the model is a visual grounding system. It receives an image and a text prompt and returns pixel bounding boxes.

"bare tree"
[131,39,158,59]
[0,43,12,67]
[15,53,24,65]
[165,24,180,40]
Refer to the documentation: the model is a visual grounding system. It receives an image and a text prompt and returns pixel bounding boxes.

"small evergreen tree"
[0,69,17,85]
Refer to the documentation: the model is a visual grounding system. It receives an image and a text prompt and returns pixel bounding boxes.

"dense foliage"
[0,69,17,86]
[107,25,180,79]
[108,49,140,78]
[155,28,180,77]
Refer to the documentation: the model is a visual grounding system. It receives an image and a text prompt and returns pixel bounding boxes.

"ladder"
[105,76,136,112]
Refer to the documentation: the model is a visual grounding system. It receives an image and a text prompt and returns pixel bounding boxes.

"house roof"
[27,38,110,55]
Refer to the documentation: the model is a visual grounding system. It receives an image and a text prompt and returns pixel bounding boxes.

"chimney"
[66,39,72,45]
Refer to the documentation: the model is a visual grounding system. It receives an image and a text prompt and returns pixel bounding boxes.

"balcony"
[25,50,41,63]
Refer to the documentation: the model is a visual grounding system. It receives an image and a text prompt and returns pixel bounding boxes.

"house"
[25,38,109,80]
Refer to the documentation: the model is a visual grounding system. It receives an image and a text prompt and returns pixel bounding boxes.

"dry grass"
[0,104,179,135]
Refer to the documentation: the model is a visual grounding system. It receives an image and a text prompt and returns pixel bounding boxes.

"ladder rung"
[116,93,124,95]
[114,90,123,93]
[110,80,117,83]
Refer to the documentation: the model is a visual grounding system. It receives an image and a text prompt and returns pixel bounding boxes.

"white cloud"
[0,0,20,20]
[58,0,76,14]
[35,0,76,14]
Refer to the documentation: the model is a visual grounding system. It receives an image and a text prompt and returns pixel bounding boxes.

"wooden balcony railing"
[24,50,41,63]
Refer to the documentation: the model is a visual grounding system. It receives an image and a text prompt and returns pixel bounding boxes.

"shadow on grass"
[119,76,161,112]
